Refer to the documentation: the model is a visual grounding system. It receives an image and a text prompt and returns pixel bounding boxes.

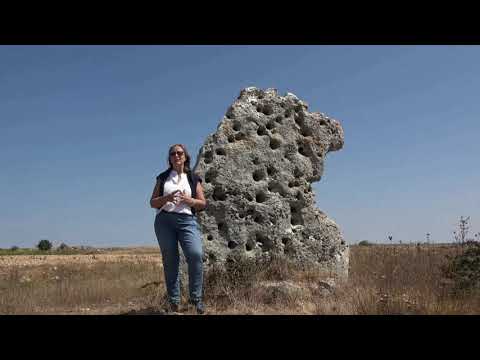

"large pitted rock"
[193,87,349,279]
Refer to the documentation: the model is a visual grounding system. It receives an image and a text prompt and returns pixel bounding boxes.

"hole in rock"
[256,105,263,113]
[320,119,327,126]
[298,146,308,157]
[228,135,235,143]
[252,169,266,181]
[205,169,217,184]
[266,166,276,176]
[290,205,304,225]
[294,168,303,178]
[255,233,271,251]
[275,115,283,123]
[212,186,227,201]
[257,126,267,136]
[204,151,213,164]
[269,137,282,150]
[256,233,266,244]
[294,114,304,126]
[228,241,238,249]
[252,157,260,165]
[284,109,292,118]
[234,132,246,141]
[226,107,235,119]
[301,127,312,137]
[266,121,276,130]
[232,120,242,131]
[245,243,253,251]
[216,148,226,156]
[291,216,302,226]
[255,191,267,203]
[217,222,226,231]
[253,214,263,224]
[268,181,287,196]
[262,104,274,115]
[207,235,214,241]
[281,237,290,245]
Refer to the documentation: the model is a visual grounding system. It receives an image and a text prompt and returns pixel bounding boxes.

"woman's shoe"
[164,302,180,313]
[189,300,205,314]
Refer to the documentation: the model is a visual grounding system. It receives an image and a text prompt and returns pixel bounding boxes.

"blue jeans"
[154,212,203,304]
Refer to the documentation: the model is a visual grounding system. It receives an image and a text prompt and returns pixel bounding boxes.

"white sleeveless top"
[156,170,193,215]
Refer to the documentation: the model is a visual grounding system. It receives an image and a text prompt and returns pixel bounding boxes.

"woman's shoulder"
[187,170,203,183]
[156,169,171,181]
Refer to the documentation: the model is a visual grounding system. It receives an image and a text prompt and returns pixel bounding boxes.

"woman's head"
[167,144,191,172]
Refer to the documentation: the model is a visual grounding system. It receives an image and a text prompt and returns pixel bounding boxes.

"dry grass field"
[1,244,479,315]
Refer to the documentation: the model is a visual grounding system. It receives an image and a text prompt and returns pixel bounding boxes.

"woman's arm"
[192,182,207,210]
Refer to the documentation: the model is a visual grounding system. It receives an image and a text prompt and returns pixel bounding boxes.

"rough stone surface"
[193,87,349,279]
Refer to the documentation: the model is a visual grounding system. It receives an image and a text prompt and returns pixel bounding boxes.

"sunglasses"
[170,151,184,157]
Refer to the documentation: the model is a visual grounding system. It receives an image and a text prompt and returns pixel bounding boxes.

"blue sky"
[0,45,478,248]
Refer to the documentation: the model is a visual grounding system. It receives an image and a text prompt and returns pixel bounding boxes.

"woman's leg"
[177,215,204,303]
[154,213,181,305]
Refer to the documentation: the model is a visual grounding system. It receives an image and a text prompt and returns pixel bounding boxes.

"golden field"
[1,244,478,315]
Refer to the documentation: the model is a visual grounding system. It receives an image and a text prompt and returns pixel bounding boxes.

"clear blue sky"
[1,45,479,248]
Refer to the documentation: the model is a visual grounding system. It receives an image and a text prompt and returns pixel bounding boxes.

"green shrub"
[37,239,52,251]
[443,241,480,295]
[57,243,70,251]
[358,240,372,246]
[10,246,19,251]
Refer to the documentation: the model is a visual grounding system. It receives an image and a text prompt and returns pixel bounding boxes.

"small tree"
[453,216,470,246]
[57,242,69,251]
[10,246,19,251]
[37,239,52,251]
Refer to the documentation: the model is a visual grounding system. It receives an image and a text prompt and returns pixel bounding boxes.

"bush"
[57,243,70,251]
[10,246,19,251]
[443,241,480,295]
[358,240,372,246]
[37,239,52,251]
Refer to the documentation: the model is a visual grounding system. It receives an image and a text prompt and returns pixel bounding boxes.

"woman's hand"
[178,191,196,207]
[166,190,181,204]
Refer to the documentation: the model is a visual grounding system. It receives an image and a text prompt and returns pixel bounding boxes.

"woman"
[150,144,207,314]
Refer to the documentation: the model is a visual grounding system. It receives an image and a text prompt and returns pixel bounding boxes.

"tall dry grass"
[0,261,162,314]
[1,244,479,314]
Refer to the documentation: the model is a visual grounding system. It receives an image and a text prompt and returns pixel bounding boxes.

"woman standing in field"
[150,144,207,314]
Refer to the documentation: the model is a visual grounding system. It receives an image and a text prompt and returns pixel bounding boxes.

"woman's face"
[170,145,185,168]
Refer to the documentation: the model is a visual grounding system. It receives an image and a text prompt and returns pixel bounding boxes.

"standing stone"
[193,87,349,279]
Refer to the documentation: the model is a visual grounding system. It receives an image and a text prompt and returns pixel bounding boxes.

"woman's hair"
[167,144,191,173]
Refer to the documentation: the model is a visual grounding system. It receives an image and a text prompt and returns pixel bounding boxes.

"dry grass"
[1,244,479,314]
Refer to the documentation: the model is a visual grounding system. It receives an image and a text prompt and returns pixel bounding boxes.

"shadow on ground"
[121,307,167,315]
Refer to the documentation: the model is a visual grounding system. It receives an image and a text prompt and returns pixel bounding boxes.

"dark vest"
[156,169,203,214]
